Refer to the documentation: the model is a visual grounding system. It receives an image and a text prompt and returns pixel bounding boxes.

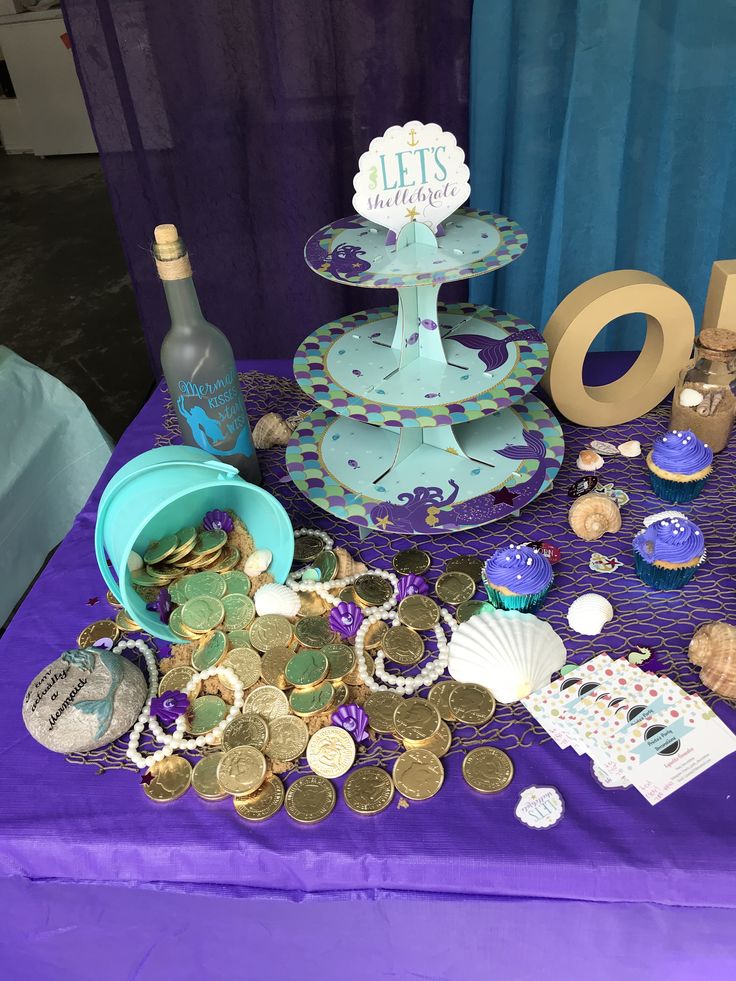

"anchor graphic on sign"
[407,128,418,147]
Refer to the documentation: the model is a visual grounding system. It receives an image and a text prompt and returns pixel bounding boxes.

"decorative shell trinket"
[678,388,704,408]
[566,593,614,635]
[243,548,272,576]
[617,440,641,458]
[333,547,367,578]
[254,582,300,618]
[253,412,293,449]
[689,621,736,699]
[568,494,621,541]
[589,440,619,456]
[577,449,604,471]
[448,610,566,704]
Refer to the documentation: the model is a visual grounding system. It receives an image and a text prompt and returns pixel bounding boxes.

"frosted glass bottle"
[153,224,261,483]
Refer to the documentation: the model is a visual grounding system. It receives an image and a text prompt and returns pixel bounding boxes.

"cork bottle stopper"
[154,223,179,245]
[152,222,190,278]
[699,328,736,352]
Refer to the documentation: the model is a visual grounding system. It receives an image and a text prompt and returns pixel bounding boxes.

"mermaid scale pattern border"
[69,371,735,776]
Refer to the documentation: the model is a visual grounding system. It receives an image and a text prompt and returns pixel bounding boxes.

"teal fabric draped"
[469,0,736,349]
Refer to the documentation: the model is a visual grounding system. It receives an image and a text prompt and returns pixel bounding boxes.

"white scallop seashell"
[577,450,604,471]
[127,550,144,572]
[448,610,566,704]
[566,593,614,635]
[678,387,704,407]
[617,439,641,458]
[254,582,300,618]
[243,548,272,576]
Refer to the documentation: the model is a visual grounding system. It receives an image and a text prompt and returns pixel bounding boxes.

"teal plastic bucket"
[94,445,293,642]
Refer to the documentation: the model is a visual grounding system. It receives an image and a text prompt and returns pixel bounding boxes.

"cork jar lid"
[699,328,736,353]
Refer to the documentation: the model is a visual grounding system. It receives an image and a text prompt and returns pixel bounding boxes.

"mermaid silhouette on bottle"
[177,395,254,459]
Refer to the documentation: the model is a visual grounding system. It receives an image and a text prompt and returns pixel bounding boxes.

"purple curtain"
[62,0,472,369]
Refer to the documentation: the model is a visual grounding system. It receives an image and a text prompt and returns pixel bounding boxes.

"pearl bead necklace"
[287,564,398,616]
[293,527,333,548]
[123,638,244,770]
[355,607,456,695]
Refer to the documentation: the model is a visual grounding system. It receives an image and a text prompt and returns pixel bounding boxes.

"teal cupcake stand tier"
[288,208,564,536]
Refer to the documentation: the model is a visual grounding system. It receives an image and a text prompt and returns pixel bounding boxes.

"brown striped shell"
[568,494,622,542]
[689,621,736,699]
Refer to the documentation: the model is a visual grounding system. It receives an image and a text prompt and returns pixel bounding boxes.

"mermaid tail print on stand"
[62,648,123,740]
[177,396,254,459]
[452,328,533,373]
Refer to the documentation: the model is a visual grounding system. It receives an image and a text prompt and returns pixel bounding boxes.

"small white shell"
[243,548,272,576]
[679,388,704,407]
[617,440,641,457]
[254,583,300,618]
[127,550,144,572]
[566,593,614,635]
[577,450,604,471]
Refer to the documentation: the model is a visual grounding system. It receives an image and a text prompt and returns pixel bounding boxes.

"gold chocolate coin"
[105,589,122,609]
[393,548,431,575]
[312,548,338,581]
[222,713,269,752]
[320,644,356,682]
[354,573,394,608]
[159,665,200,698]
[288,681,335,718]
[208,545,241,573]
[284,649,329,688]
[264,715,308,761]
[393,749,444,801]
[191,630,228,672]
[363,620,388,651]
[332,682,348,707]
[339,585,358,604]
[403,720,452,758]
[249,614,293,651]
[220,570,251,596]
[221,593,255,631]
[184,571,226,600]
[192,529,227,556]
[227,629,251,649]
[435,571,476,606]
[234,773,285,821]
[343,651,374,686]
[260,645,294,689]
[364,690,403,733]
[297,591,329,617]
[243,685,290,720]
[427,680,460,721]
[462,746,514,794]
[143,755,192,803]
[398,594,439,630]
[448,683,496,726]
[181,596,224,633]
[456,600,494,623]
[168,607,198,640]
[192,752,228,801]
[285,774,336,823]
[77,618,120,648]
[168,579,189,605]
[221,647,262,689]
[393,697,441,742]
[216,745,267,796]
[187,694,228,734]
[293,533,327,564]
[294,616,334,649]
[115,610,141,633]
[130,567,159,587]
[445,555,484,582]
[343,766,395,815]
[306,726,356,778]
[382,625,424,666]
[143,535,178,566]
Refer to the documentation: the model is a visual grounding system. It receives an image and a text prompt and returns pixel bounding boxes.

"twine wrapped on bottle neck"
[153,223,192,281]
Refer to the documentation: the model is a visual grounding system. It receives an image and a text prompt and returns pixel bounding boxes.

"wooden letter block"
[701,259,736,333]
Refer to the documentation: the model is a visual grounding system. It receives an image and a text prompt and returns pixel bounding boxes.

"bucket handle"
[94,457,240,604]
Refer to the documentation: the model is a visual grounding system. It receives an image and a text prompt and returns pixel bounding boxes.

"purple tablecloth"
[1,358,735,980]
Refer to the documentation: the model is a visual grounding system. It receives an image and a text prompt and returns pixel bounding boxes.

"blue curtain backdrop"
[469,0,736,349]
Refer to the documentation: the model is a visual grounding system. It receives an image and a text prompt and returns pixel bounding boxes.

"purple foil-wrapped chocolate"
[332,703,369,742]
[397,574,429,600]
[150,690,189,725]
[202,509,234,533]
[328,601,364,639]
[146,587,172,625]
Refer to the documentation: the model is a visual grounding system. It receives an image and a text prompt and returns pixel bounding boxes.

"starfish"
[491,487,518,506]
[405,206,418,220]
[375,515,392,529]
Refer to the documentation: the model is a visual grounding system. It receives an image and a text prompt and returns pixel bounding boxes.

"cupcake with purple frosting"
[482,544,554,612]
[633,512,706,590]
[646,429,713,502]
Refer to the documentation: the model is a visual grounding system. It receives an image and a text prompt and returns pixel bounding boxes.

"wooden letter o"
[542,271,695,426]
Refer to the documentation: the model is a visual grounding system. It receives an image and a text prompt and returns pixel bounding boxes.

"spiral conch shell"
[568,494,621,541]
[253,412,292,449]
[333,547,367,578]
[689,621,736,699]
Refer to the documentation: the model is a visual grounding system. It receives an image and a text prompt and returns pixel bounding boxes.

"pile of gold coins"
[136,525,242,588]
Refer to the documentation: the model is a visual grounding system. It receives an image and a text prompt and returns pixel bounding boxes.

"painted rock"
[23,647,147,753]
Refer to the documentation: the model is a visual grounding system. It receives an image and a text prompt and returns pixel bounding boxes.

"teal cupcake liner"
[482,573,551,612]
[648,471,709,503]
[633,550,703,591]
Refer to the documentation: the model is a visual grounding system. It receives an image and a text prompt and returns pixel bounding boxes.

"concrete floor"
[0,153,153,440]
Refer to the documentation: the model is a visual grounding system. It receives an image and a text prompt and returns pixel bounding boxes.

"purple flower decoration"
[328,601,364,639]
[202,509,234,533]
[146,587,172,625]
[397,574,429,600]
[332,704,369,743]
[150,690,189,725]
